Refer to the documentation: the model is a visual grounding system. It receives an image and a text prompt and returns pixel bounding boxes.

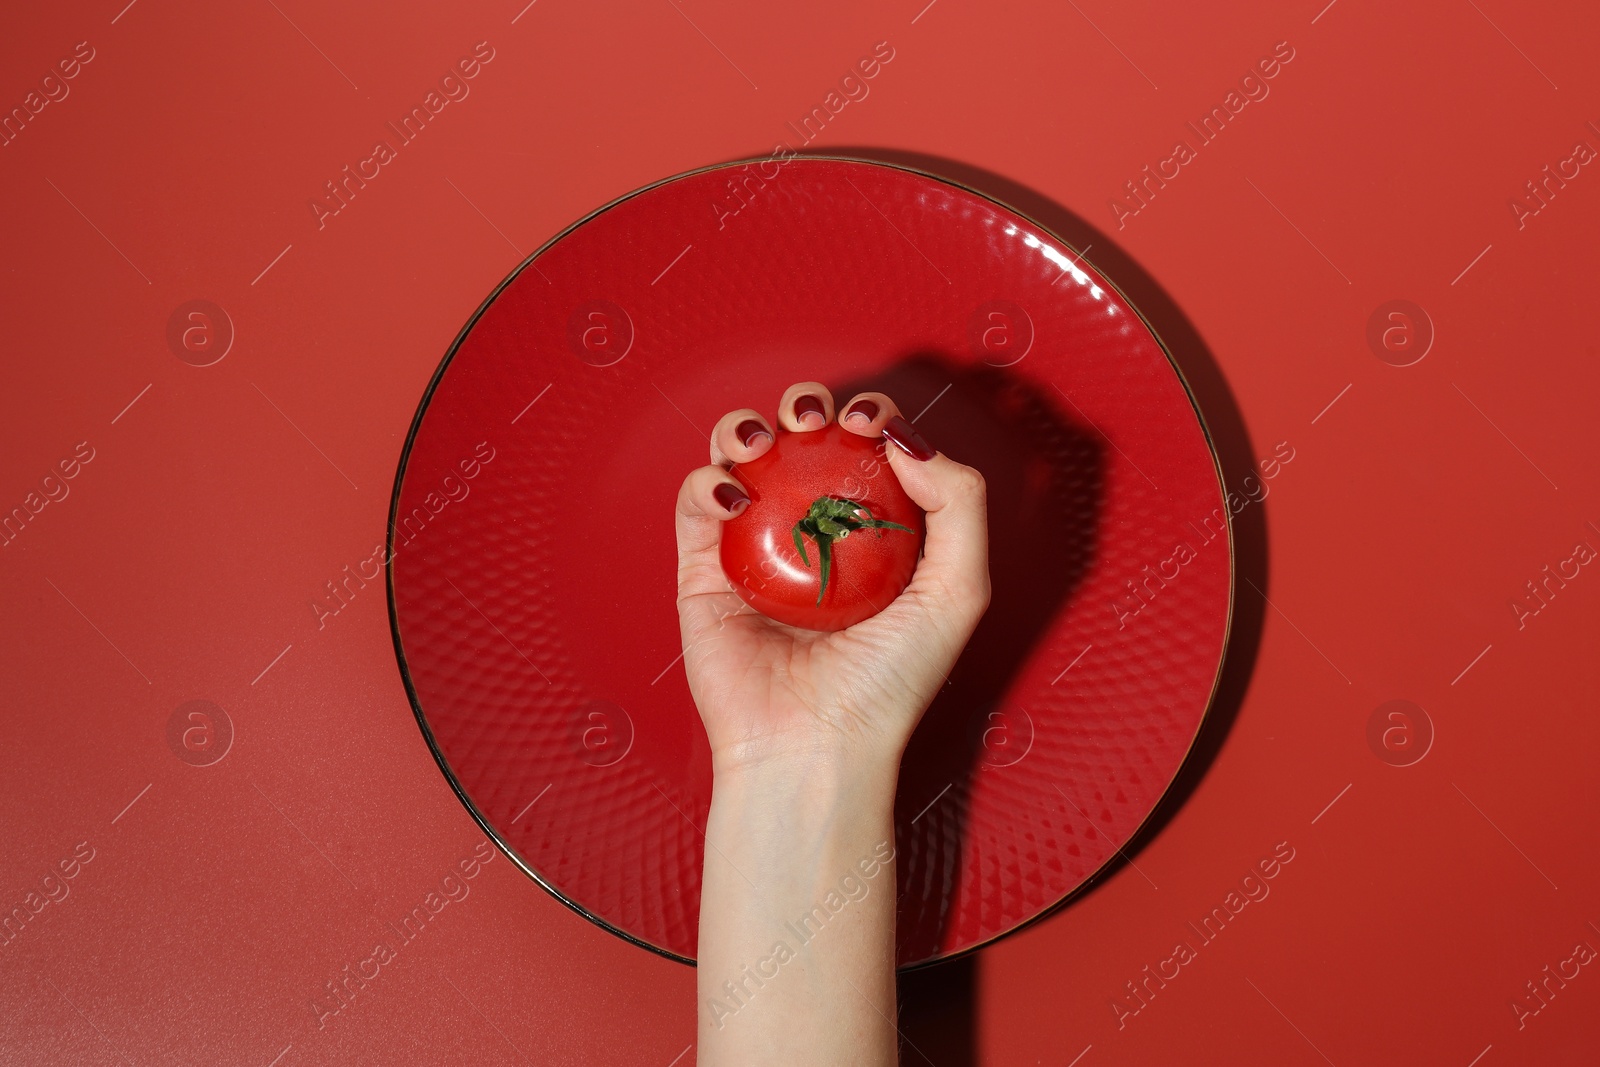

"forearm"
[697,747,902,1065]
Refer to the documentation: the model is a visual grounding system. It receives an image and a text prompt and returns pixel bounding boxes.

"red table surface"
[2,2,1596,1065]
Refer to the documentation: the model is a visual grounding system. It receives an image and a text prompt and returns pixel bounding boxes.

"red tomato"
[721,422,926,631]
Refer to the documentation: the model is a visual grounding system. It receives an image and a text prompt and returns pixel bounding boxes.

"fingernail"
[882,415,936,461]
[714,481,751,514]
[793,394,826,428]
[735,419,771,448]
[843,399,879,427]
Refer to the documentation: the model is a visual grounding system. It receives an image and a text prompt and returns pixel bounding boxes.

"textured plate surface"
[389,156,1231,967]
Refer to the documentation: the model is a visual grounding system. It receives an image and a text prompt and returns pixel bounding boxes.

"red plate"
[387,157,1232,968]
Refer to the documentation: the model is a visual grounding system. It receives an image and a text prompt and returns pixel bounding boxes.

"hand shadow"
[799,147,1268,1066]
[829,354,1104,968]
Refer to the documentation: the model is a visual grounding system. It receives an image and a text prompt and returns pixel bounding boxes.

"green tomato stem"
[791,496,915,605]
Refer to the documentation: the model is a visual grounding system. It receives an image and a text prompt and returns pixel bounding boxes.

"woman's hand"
[673,380,992,774]
[681,381,991,1064]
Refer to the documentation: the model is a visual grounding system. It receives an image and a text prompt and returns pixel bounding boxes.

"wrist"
[703,739,900,930]
[707,740,902,845]
[710,731,904,794]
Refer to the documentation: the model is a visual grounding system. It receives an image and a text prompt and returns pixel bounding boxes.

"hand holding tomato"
[674,381,991,771]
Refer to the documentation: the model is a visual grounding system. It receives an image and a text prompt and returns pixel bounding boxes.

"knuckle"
[931,567,989,612]
[952,463,987,501]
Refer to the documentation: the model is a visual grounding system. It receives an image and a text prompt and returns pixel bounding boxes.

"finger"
[674,465,752,634]
[881,419,991,626]
[777,382,834,432]
[709,408,775,468]
[837,391,898,437]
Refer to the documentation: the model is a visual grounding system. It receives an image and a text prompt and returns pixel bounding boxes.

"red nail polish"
[735,419,771,448]
[793,394,826,425]
[714,481,750,513]
[883,415,936,461]
[843,399,879,425]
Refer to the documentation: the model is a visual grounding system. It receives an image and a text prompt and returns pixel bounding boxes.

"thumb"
[882,419,991,623]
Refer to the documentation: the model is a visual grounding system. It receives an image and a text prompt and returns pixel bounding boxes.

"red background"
[2,1,1597,1065]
